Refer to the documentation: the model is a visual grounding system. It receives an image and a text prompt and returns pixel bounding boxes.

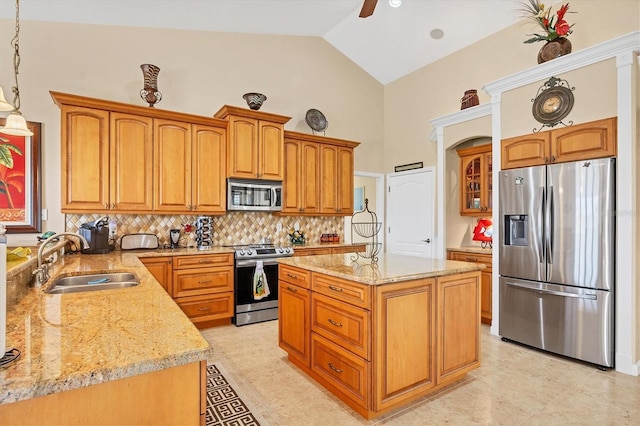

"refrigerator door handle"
[505,281,597,300]
[546,185,554,264]
[537,187,545,262]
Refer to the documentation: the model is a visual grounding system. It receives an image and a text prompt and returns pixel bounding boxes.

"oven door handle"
[236,259,281,267]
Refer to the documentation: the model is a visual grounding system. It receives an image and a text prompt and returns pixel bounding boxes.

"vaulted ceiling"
[0,0,528,84]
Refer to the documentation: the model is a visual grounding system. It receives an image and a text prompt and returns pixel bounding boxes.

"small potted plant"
[288,228,305,245]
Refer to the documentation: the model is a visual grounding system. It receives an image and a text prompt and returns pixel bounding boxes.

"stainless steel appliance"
[232,243,294,326]
[499,158,615,368]
[227,179,282,212]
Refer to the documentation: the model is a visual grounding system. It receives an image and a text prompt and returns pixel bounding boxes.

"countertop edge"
[278,254,485,285]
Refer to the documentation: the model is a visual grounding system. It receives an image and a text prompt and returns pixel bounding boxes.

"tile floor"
[201,322,640,425]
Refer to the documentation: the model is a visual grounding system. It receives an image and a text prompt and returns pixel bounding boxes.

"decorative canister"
[460,89,479,110]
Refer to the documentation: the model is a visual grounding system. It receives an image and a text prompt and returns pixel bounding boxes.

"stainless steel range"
[231,243,294,326]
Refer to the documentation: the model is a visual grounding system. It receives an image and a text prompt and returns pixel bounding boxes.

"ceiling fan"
[359,0,378,18]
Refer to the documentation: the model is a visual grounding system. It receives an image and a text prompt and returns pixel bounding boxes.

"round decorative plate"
[305,109,328,132]
[532,86,574,125]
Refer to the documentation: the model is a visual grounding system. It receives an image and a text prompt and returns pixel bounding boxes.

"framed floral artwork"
[0,118,42,233]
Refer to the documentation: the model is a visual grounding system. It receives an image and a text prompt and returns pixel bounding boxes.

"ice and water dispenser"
[504,215,528,246]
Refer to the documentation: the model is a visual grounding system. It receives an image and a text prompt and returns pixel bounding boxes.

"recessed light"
[389,0,402,8]
[430,28,444,40]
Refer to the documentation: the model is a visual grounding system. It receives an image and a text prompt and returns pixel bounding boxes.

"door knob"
[421,239,431,243]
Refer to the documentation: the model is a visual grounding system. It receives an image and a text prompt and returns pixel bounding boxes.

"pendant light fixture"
[0,0,33,137]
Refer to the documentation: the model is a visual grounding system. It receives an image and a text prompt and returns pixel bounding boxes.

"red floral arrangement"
[520,0,574,43]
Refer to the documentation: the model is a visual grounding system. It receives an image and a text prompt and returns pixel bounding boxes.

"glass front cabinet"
[457,144,492,216]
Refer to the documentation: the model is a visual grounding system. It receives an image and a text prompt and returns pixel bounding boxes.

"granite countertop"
[447,246,493,255]
[278,253,485,285]
[0,248,224,405]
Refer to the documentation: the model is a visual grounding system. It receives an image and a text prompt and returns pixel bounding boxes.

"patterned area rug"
[206,364,264,426]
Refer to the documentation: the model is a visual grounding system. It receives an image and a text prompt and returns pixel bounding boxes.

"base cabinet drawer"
[173,266,234,298]
[312,293,369,360]
[279,264,311,289]
[176,293,234,323]
[311,333,368,409]
[312,273,370,309]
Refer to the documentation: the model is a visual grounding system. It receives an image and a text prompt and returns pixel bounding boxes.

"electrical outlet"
[41,208,48,221]
[276,223,283,232]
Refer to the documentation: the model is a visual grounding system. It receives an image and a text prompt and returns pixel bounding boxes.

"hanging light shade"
[0,112,31,136]
[0,0,33,136]
[0,87,13,112]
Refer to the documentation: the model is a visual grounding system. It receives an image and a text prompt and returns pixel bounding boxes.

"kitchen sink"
[45,272,140,294]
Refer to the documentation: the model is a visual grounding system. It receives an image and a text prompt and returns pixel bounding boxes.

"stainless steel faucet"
[32,232,90,287]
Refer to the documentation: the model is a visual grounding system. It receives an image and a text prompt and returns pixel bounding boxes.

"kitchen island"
[277,253,484,419]
[0,247,224,425]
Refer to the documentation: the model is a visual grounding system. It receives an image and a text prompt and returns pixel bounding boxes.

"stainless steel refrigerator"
[499,157,615,368]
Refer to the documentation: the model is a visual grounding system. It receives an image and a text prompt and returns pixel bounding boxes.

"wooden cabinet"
[373,278,435,412]
[52,91,228,214]
[457,144,492,216]
[60,106,155,213]
[110,112,154,211]
[191,124,227,214]
[140,256,173,294]
[281,131,359,216]
[279,265,311,367]
[436,272,481,384]
[293,244,366,257]
[321,145,355,215]
[448,249,492,325]
[0,361,205,425]
[172,253,234,328]
[501,117,617,170]
[154,120,227,214]
[279,266,480,419]
[282,138,321,214]
[214,105,291,180]
[154,119,192,212]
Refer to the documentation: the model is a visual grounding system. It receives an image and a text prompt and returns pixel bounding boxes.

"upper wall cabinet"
[457,144,492,216]
[214,106,291,181]
[51,91,229,215]
[501,117,617,170]
[281,131,359,216]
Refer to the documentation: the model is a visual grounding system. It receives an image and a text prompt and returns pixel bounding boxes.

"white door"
[387,168,435,258]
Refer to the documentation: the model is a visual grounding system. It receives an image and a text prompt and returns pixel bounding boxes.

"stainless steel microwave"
[227,179,282,212]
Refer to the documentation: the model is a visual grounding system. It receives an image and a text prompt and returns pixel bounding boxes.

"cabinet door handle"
[544,156,549,163]
[199,260,213,263]
[198,307,210,311]
[104,203,109,209]
[328,362,343,374]
[465,257,478,262]
[111,203,115,209]
[551,155,556,163]
[327,318,343,327]
[328,285,343,292]
[198,279,212,284]
[287,286,298,292]
[287,273,298,279]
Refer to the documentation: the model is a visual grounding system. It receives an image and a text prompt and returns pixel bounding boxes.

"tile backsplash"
[65,212,345,248]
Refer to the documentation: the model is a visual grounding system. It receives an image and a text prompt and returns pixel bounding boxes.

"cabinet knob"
[104,203,108,209]
[551,155,556,163]
[111,203,115,209]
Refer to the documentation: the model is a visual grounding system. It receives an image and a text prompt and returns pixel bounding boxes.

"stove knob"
[247,249,253,255]
[285,247,291,254]
[238,249,245,256]
[278,248,284,253]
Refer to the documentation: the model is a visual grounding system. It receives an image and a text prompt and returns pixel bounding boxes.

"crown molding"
[483,31,640,96]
